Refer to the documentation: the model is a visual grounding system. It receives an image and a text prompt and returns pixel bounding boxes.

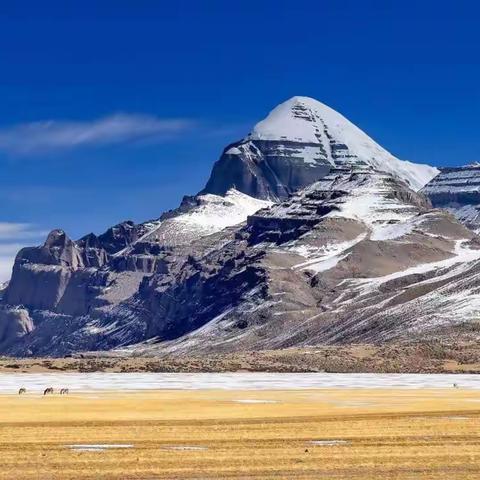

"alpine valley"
[2,96,480,361]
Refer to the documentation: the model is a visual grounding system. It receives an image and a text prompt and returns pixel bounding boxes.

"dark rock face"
[202,139,331,200]
[94,221,149,254]
[422,165,480,230]
[3,222,146,314]
[140,244,267,341]
[0,307,33,350]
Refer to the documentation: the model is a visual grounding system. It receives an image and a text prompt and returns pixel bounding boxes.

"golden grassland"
[1,388,480,479]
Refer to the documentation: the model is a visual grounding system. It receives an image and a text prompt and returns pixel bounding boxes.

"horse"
[60,388,69,395]
[18,387,26,395]
[43,387,54,395]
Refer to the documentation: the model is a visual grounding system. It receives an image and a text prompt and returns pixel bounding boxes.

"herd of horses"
[18,387,69,395]
[16,384,461,396]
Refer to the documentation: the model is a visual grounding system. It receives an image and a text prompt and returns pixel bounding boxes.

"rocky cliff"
[422,164,480,231]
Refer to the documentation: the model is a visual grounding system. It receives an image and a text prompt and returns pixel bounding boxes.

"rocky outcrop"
[0,307,33,350]
[203,139,331,201]
[422,164,480,231]
[1,186,270,349]
[3,225,138,314]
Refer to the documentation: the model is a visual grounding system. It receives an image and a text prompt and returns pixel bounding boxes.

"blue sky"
[1,0,480,280]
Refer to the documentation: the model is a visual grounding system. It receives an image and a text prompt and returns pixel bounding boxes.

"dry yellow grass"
[1,388,480,479]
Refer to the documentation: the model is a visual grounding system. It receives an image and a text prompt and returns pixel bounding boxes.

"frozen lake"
[0,372,479,393]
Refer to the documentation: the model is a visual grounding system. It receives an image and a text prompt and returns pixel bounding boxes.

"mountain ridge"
[3,97,477,358]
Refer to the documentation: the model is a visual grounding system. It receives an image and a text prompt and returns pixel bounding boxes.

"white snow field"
[2,372,480,393]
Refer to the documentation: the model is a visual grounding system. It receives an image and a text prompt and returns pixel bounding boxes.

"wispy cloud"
[0,223,46,282]
[0,222,47,240]
[0,113,194,155]
[0,243,24,282]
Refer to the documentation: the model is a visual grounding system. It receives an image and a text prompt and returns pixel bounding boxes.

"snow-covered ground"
[2,372,480,393]
[291,234,366,273]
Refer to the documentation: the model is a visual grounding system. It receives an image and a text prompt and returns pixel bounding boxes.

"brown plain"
[1,388,480,479]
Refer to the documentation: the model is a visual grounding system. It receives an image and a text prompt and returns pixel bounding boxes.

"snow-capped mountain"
[203,96,438,200]
[422,164,480,231]
[1,96,474,357]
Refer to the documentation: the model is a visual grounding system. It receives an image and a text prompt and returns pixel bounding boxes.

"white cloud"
[0,113,194,155]
[0,222,47,239]
[0,223,46,282]
[0,258,13,285]
[0,254,16,283]
[0,243,25,256]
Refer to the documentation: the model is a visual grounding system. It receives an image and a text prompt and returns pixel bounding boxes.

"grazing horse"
[18,387,26,395]
[60,388,69,395]
[43,387,54,395]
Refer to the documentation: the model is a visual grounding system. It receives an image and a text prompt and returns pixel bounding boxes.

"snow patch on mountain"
[172,189,272,234]
[225,146,242,155]
[118,189,272,251]
[349,240,480,291]
[291,233,367,273]
[314,170,419,228]
[370,216,422,241]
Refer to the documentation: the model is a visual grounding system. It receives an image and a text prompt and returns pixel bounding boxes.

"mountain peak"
[248,96,342,144]
[204,96,439,199]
